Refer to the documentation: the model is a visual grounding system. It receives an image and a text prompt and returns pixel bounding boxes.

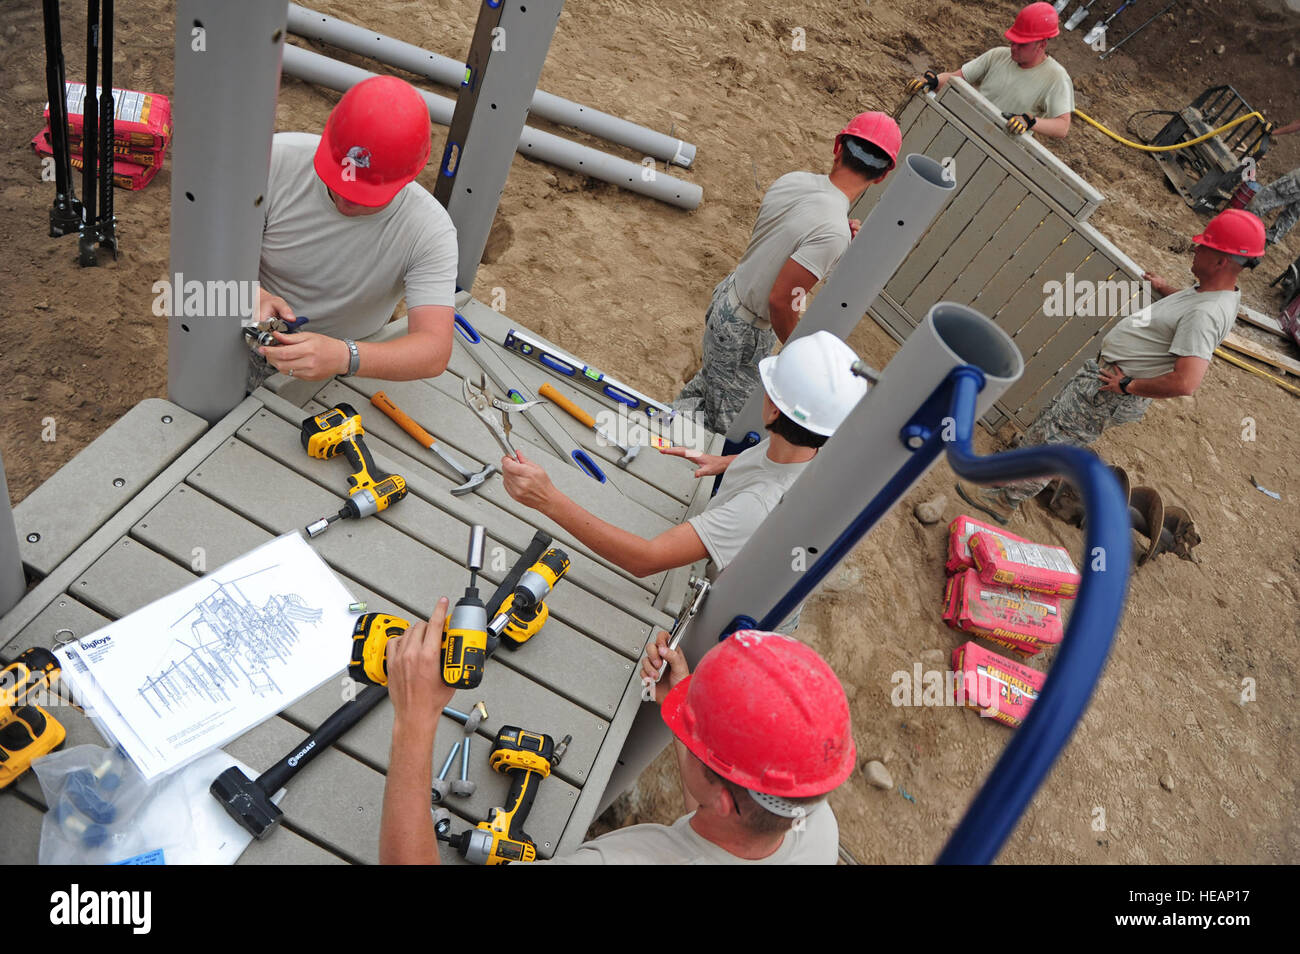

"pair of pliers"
[462,373,546,459]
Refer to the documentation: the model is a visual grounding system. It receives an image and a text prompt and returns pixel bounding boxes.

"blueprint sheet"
[56,533,356,781]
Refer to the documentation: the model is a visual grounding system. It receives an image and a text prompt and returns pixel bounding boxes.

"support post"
[0,451,27,618]
[723,154,956,449]
[434,0,566,292]
[601,303,1024,811]
[167,0,287,423]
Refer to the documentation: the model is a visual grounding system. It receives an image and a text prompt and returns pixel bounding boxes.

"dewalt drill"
[1,648,66,789]
[349,526,490,690]
[489,548,569,649]
[438,725,569,864]
[301,403,407,537]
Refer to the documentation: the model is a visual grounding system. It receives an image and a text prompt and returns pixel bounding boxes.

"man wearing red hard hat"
[907,2,1074,140]
[673,111,900,434]
[252,76,457,386]
[959,209,1266,523]
[377,622,856,864]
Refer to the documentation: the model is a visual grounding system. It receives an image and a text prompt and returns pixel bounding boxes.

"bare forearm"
[541,491,656,577]
[1033,115,1071,140]
[768,301,800,343]
[936,70,960,90]
[380,721,440,865]
[1127,372,1194,399]
[357,331,451,381]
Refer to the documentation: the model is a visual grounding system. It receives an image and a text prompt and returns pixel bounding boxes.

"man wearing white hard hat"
[500,332,868,580]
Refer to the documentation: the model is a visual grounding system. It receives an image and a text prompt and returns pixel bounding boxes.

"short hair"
[704,766,825,836]
[766,409,828,448]
[838,135,893,178]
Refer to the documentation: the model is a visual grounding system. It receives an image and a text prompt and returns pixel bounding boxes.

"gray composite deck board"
[0,796,48,864]
[15,400,208,577]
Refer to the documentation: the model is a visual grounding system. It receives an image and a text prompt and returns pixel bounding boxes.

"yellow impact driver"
[1,648,66,789]
[488,547,569,649]
[301,403,408,537]
[441,726,570,864]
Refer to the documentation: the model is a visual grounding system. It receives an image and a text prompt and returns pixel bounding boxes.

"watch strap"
[1119,376,1133,394]
[344,338,360,377]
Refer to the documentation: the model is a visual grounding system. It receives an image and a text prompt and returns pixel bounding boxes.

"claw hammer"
[371,392,496,496]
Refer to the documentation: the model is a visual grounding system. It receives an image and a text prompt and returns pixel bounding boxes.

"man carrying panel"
[908,2,1074,140]
[672,113,900,435]
[251,76,458,387]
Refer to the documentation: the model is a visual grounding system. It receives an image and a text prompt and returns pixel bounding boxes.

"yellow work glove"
[1003,112,1036,136]
[905,70,940,95]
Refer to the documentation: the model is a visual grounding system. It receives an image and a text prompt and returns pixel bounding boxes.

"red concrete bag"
[952,642,1047,728]
[945,514,1031,575]
[45,82,173,150]
[968,531,1081,597]
[32,129,162,191]
[943,568,1064,657]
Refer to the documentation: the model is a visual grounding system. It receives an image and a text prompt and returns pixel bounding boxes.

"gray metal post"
[167,0,287,423]
[601,302,1024,810]
[724,154,956,445]
[0,451,26,617]
[286,3,696,167]
[281,46,701,211]
[434,0,565,291]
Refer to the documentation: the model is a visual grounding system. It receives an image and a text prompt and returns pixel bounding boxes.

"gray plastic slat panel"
[11,592,110,651]
[866,296,916,343]
[128,485,609,785]
[903,174,1027,315]
[992,231,1090,340]
[187,439,634,715]
[237,830,350,865]
[232,409,658,659]
[0,796,46,863]
[926,123,968,165]
[319,377,676,540]
[943,193,1048,304]
[1006,242,1113,366]
[972,214,1072,321]
[73,536,197,619]
[16,400,208,576]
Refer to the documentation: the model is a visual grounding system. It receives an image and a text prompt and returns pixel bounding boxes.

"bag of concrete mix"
[968,531,1081,597]
[31,128,162,191]
[944,568,1063,656]
[45,83,172,150]
[951,641,1046,728]
[945,514,1031,575]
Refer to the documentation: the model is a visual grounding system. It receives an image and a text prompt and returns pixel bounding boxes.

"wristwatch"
[1118,376,1133,395]
[343,338,360,377]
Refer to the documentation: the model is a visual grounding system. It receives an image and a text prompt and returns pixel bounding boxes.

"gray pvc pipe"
[281,45,701,211]
[168,0,288,421]
[0,451,26,618]
[724,153,957,443]
[600,302,1024,811]
[286,3,696,168]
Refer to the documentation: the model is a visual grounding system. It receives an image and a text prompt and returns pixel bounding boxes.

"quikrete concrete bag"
[952,641,1046,728]
[31,129,161,191]
[945,515,1031,575]
[46,83,172,150]
[943,568,1063,656]
[968,531,1081,598]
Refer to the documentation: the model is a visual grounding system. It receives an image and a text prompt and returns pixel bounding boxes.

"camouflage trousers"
[673,274,777,435]
[1249,167,1300,245]
[997,359,1151,505]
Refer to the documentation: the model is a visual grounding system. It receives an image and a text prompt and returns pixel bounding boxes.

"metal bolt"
[905,435,925,450]
[112,477,125,487]
[461,736,470,781]
[26,532,40,543]
[438,742,462,781]
[161,415,173,424]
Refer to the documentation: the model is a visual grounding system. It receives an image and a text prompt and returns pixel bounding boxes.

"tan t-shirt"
[961,47,1074,119]
[1100,286,1241,379]
[732,172,851,321]
[258,132,458,340]
[538,800,839,865]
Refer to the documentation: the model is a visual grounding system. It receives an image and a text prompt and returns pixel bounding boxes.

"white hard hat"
[758,331,868,436]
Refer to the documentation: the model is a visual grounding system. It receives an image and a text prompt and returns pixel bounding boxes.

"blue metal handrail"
[753,366,1131,864]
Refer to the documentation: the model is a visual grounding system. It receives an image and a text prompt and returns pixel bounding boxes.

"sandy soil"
[1,0,1297,863]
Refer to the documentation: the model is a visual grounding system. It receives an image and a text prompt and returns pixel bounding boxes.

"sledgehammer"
[210,685,388,840]
[539,382,640,466]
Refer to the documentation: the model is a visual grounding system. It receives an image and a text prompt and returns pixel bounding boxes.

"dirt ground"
[2,0,1297,863]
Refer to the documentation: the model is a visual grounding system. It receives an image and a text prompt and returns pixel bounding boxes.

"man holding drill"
[251,75,458,388]
[957,209,1265,522]
[907,2,1074,140]
[672,112,899,434]
[501,332,868,581]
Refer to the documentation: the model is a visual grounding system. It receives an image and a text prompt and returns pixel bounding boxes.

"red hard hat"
[314,76,432,207]
[834,111,902,173]
[661,631,856,798]
[1005,2,1060,43]
[1192,209,1266,258]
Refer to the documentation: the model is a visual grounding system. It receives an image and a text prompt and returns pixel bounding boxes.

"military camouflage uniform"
[673,275,777,435]
[1249,167,1300,246]
[991,358,1151,506]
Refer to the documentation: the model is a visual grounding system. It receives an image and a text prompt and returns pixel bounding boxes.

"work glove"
[1003,112,1037,136]
[905,70,940,95]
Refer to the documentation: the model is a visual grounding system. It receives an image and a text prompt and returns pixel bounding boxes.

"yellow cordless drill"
[0,648,66,789]
[301,403,407,537]
[439,725,570,864]
[488,547,569,649]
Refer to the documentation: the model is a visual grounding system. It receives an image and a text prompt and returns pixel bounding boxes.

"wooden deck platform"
[0,296,717,864]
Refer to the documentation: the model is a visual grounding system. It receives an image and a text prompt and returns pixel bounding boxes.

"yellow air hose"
[1072,108,1268,152]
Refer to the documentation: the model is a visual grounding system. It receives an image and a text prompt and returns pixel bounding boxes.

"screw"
[461,736,470,781]
[112,477,125,487]
[26,532,40,543]
[161,415,173,424]
[438,742,461,781]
